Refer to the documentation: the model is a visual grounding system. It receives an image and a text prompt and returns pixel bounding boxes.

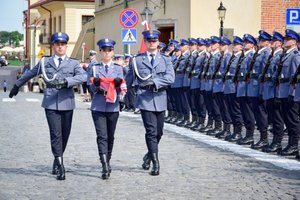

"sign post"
[286,8,300,33]
[119,8,139,54]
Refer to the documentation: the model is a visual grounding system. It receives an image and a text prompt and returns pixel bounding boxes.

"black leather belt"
[139,86,166,92]
[225,75,234,80]
[206,74,212,79]
[250,74,259,79]
[191,72,199,77]
[214,74,222,79]
[279,78,290,83]
[238,75,245,81]
[97,88,107,96]
[176,71,185,74]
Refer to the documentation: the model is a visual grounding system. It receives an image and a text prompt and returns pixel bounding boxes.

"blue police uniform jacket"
[173,50,190,88]
[262,49,282,100]
[276,48,300,98]
[183,50,198,87]
[90,62,124,112]
[213,51,231,93]
[247,47,272,97]
[200,52,211,91]
[205,50,221,91]
[87,59,98,85]
[170,55,180,88]
[190,50,206,89]
[224,51,242,94]
[126,52,175,112]
[15,56,86,110]
[237,49,255,97]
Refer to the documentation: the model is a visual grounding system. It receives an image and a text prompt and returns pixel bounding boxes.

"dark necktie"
[105,65,109,74]
[58,58,62,67]
[150,53,155,66]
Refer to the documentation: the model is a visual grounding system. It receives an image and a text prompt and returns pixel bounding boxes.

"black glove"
[288,95,294,107]
[51,78,68,90]
[139,79,155,90]
[9,84,19,98]
[114,77,122,87]
[93,77,101,87]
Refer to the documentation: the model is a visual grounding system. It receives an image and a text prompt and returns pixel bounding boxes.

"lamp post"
[217,1,226,37]
[140,0,153,30]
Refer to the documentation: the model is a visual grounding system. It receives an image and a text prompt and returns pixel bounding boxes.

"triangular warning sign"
[122,29,137,42]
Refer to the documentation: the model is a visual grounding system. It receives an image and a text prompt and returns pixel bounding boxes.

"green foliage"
[0,31,23,47]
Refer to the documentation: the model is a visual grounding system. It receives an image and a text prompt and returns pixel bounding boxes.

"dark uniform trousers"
[91,111,119,155]
[141,110,165,153]
[215,92,232,124]
[170,88,178,112]
[238,97,255,132]
[166,87,174,112]
[189,89,200,116]
[249,97,268,133]
[45,109,73,157]
[281,98,300,138]
[180,87,190,115]
[124,86,136,110]
[175,88,183,114]
[224,93,243,127]
[267,98,285,136]
[205,91,222,122]
[198,90,207,119]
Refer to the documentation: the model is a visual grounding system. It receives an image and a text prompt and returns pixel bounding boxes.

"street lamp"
[140,0,153,26]
[217,1,226,37]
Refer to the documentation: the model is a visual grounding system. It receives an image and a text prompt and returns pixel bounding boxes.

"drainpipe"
[123,0,128,54]
[26,0,30,59]
[40,5,52,55]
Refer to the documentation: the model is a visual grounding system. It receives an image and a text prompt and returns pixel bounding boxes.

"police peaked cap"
[169,39,179,45]
[243,34,257,45]
[158,42,166,49]
[114,54,124,59]
[97,38,116,49]
[258,30,272,41]
[272,32,284,43]
[124,54,133,59]
[180,39,189,46]
[220,36,232,45]
[89,50,97,56]
[210,36,221,43]
[205,38,212,45]
[285,29,300,42]
[142,30,161,40]
[188,38,198,45]
[174,44,180,51]
[197,38,206,46]
[51,32,69,44]
[233,36,244,45]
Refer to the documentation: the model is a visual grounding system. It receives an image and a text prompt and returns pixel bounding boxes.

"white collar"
[286,47,297,54]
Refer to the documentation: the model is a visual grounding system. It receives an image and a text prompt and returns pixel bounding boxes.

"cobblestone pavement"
[0,91,300,200]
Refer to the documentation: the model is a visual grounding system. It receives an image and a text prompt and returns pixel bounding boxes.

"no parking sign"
[119,8,139,28]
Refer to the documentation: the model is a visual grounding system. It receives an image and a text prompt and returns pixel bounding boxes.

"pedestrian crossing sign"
[121,28,137,44]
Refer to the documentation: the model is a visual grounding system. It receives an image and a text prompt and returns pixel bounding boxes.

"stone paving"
[0,91,300,200]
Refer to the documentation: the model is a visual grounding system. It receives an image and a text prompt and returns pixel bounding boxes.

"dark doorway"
[158,26,174,45]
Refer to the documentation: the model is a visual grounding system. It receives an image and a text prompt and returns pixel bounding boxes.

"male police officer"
[86,50,98,100]
[126,30,175,176]
[9,32,86,180]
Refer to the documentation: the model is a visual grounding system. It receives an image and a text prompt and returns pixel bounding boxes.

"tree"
[0,31,23,46]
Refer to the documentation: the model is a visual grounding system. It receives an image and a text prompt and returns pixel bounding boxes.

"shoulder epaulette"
[293,50,299,54]
[114,63,122,67]
[161,53,170,58]
[69,57,79,60]
[135,52,146,57]
[42,55,51,58]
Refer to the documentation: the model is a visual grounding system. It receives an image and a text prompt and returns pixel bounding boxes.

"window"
[99,0,105,6]
[82,15,94,26]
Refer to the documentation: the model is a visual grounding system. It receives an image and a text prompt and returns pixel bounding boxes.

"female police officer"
[9,32,86,180]
[89,39,126,179]
[126,30,175,176]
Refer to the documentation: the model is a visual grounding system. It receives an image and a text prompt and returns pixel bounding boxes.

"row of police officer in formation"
[161,29,300,160]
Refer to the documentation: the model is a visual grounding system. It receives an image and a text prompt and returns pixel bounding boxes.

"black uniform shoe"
[107,153,112,173]
[265,134,282,153]
[56,157,65,180]
[200,119,214,133]
[142,153,151,170]
[52,158,58,175]
[100,154,110,179]
[227,133,242,142]
[281,145,299,156]
[150,153,160,176]
[251,139,269,150]
[238,136,254,145]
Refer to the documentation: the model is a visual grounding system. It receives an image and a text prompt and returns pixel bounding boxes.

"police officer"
[86,50,98,100]
[123,54,136,112]
[247,30,272,150]
[277,29,300,157]
[9,32,86,180]
[189,38,207,131]
[126,30,175,176]
[89,38,126,179]
[262,32,284,153]
[236,34,257,145]
[213,36,233,138]
[223,36,244,142]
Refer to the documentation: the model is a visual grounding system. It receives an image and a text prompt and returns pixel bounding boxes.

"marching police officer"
[9,32,86,180]
[126,29,175,176]
[86,50,98,100]
[247,30,272,150]
[89,39,126,179]
[277,29,300,158]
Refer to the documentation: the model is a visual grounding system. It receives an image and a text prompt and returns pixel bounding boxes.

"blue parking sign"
[286,9,300,25]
